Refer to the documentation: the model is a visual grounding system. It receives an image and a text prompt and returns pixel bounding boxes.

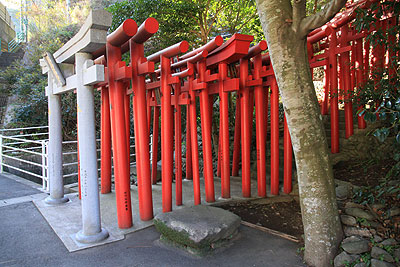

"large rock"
[344,226,372,238]
[341,215,357,226]
[370,259,395,267]
[336,185,351,200]
[341,239,370,254]
[371,247,395,263]
[380,238,397,246]
[334,251,360,267]
[345,207,375,221]
[154,205,241,254]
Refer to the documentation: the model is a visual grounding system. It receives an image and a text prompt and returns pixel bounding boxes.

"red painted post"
[270,78,280,195]
[321,65,330,115]
[124,93,130,164]
[355,39,366,129]
[219,62,230,199]
[147,93,152,133]
[283,115,292,194]
[160,55,174,212]
[231,99,240,177]
[363,40,370,83]
[198,60,215,202]
[151,105,160,185]
[187,62,201,205]
[106,19,137,228]
[253,53,266,197]
[148,41,189,212]
[340,24,354,139]
[239,59,251,197]
[185,105,192,180]
[174,82,183,206]
[101,86,112,193]
[128,18,159,220]
[328,28,340,153]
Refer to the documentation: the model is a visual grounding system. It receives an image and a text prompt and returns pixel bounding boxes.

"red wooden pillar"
[231,98,241,177]
[321,65,330,115]
[340,25,354,139]
[253,53,266,197]
[219,62,230,199]
[151,105,160,184]
[106,19,137,228]
[239,59,251,198]
[174,82,183,206]
[283,115,292,194]
[197,60,215,203]
[355,39,366,129]
[185,105,192,180]
[270,78,280,195]
[129,18,159,220]
[188,62,201,205]
[328,27,339,153]
[124,93,131,164]
[100,86,112,193]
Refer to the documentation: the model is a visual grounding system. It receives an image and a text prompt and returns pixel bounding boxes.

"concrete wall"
[0,3,16,51]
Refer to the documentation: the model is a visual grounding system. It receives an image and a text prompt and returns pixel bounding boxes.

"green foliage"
[352,0,400,178]
[0,24,80,135]
[106,0,264,54]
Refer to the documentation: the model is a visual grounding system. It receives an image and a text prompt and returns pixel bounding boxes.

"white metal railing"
[0,126,49,190]
[0,126,152,192]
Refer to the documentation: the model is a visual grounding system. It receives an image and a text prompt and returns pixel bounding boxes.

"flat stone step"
[154,205,240,255]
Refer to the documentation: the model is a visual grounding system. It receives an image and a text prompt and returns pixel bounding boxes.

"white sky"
[1,0,20,10]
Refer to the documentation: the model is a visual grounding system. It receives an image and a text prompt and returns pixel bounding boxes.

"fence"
[0,126,148,192]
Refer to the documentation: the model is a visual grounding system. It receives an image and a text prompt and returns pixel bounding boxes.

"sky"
[1,0,19,10]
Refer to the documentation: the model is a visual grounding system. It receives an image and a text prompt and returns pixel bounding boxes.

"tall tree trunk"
[256,0,345,266]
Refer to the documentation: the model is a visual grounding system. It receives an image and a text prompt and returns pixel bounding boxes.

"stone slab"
[33,175,259,252]
[154,205,240,253]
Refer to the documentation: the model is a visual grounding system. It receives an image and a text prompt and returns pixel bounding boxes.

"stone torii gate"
[39,10,111,244]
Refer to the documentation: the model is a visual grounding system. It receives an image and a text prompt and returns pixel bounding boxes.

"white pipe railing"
[0,126,153,192]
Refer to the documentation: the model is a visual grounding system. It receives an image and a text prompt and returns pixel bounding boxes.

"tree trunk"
[256,1,343,266]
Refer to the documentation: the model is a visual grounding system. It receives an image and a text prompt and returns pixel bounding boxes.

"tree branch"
[292,0,306,34]
[299,0,347,37]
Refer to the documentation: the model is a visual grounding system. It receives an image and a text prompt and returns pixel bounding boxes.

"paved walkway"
[0,173,305,267]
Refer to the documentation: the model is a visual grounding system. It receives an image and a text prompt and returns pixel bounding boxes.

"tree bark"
[255,0,344,266]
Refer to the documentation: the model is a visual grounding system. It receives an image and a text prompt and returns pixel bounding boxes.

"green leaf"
[373,128,390,143]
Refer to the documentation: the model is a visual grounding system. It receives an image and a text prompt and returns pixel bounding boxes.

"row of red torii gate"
[39,0,394,244]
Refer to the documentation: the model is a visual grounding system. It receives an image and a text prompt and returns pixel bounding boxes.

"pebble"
[341,239,370,254]
[370,259,395,267]
[371,247,395,263]
[344,226,372,238]
[345,207,375,221]
[334,251,360,267]
[354,263,367,267]
[341,214,357,226]
[379,238,397,246]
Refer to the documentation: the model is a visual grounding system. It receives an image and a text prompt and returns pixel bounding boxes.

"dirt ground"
[218,158,398,244]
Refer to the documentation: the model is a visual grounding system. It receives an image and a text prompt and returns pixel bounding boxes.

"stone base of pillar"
[75,228,109,244]
[44,196,69,205]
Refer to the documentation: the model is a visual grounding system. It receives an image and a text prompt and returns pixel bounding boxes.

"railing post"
[41,140,47,190]
[0,135,3,173]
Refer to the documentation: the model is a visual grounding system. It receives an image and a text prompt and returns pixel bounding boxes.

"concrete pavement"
[0,172,305,267]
